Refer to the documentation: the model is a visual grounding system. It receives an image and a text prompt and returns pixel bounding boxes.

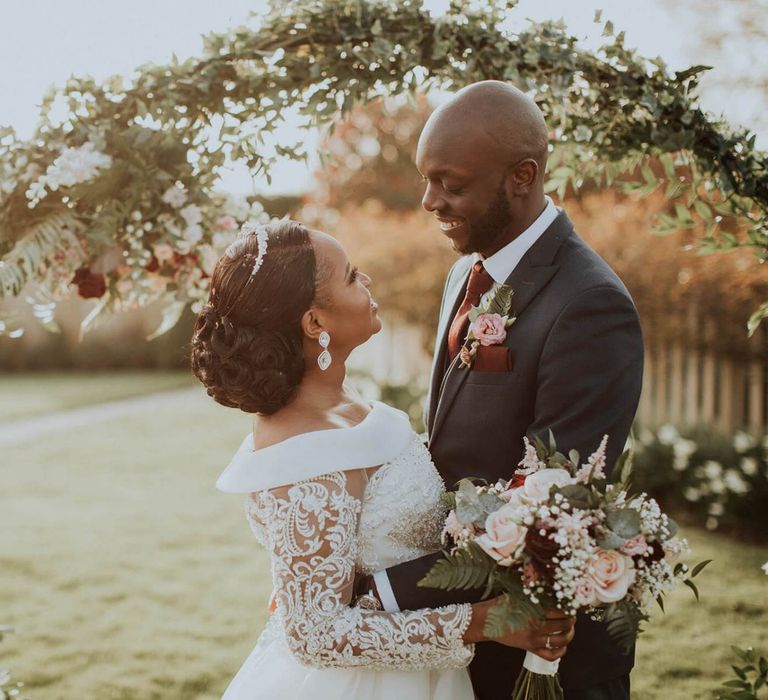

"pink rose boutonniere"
[459,283,516,368]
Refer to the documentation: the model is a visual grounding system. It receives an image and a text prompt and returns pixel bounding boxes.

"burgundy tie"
[447,261,495,362]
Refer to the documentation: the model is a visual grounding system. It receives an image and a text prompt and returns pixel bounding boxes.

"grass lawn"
[0,371,196,422]
[1,387,766,699]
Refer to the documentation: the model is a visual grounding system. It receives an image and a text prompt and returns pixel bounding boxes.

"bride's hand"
[464,598,575,662]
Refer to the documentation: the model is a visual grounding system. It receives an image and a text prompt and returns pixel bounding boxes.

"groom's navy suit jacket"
[385,210,644,697]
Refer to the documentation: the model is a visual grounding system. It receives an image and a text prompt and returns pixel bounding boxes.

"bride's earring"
[317,331,332,371]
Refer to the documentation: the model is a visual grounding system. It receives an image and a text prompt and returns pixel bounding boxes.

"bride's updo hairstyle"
[190,219,318,416]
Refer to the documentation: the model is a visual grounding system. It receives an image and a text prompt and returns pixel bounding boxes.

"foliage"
[422,432,709,653]
[418,540,496,593]
[1,0,767,338]
[632,424,768,539]
[717,646,768,700]
[376,377,428,434]
[567,189,768,357]
[0,626,29,700]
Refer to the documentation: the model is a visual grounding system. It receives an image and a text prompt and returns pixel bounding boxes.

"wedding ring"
[545,634,553,650]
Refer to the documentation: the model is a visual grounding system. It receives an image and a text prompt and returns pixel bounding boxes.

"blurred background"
[1,1,767,699]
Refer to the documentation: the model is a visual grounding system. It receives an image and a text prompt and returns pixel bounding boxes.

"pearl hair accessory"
[225,221,269,276]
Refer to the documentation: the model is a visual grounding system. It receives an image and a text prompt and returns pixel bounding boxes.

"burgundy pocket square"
[472,345,513,372]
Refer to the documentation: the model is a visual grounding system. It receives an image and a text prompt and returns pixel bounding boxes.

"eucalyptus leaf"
[556,484,593,510]
[605,508,641,539]
[597,529,627,550]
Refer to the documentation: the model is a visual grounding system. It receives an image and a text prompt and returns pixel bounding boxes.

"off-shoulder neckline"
[216,401,414,493]
[249,401,377,454]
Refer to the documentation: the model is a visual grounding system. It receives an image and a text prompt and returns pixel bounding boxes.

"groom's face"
[416,126,513,256]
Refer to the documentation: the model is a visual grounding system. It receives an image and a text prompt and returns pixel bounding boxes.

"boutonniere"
[459,283,516,369]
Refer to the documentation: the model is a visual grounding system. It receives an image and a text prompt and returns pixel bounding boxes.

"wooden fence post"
[701,320,717,426]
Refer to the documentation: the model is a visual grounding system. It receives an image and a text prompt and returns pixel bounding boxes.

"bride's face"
[308,231,382,355]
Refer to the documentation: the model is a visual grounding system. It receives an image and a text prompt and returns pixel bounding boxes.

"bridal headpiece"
[225,221,269,277]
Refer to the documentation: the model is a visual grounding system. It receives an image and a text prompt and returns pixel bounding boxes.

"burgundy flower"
[506,473,528,490]
[145,256,160,273]
[72,266,106,299]
[172,251,199,268]
[525,525,559,576]
[646,540,665,562]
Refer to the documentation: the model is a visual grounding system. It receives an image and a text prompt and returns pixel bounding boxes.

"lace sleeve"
[251,469,474,670]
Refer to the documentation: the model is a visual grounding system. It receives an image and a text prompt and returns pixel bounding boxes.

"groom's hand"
[467,601,575,661]
[513,610,576,662]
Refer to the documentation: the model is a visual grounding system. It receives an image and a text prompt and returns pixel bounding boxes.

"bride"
[190,219,574,699]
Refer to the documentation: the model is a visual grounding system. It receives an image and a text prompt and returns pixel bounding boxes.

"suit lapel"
[503,210,573,318]
[427,258,473,433]
[428,211,575,445]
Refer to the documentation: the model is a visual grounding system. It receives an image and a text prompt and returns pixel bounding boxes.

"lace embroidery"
[359,435,447,573]
[249,469,474,670]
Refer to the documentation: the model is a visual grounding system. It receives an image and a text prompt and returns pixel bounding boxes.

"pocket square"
[472,345,513,372]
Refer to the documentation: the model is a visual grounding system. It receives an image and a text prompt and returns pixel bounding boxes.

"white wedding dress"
[215,401,475,699]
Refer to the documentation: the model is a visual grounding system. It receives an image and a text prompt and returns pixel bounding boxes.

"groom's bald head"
[416,81,550,258]
[418,81,549,178]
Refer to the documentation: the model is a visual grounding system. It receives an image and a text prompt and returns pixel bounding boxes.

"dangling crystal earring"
[317,331,332,371]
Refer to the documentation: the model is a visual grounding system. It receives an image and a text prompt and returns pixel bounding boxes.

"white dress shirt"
[372,196,559,613]
[480,194,559,286]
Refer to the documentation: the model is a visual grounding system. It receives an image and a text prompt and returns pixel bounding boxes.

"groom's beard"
[462,178,512,255]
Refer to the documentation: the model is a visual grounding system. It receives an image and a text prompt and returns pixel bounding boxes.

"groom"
[369,82,644,699]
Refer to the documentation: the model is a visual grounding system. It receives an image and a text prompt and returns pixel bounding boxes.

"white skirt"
[221,615,474,700]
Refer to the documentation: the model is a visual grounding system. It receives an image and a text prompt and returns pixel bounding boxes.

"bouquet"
[420,432,710,700]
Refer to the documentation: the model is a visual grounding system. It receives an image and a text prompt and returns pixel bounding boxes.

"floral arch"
[1,0,766,338]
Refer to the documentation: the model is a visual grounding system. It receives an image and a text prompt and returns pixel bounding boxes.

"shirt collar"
[477,196,559,284]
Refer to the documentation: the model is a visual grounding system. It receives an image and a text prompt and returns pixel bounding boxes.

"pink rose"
[619,533,649,557]
[588,549,636,603]
[214,215,238,231]
[523,468,574,502]
[475,505,527,566]
[469,313,508,346]
[574,577,598,607]
[152,243,175,263]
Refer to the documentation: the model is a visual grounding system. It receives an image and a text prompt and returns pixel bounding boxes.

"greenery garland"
[1,0,766,338]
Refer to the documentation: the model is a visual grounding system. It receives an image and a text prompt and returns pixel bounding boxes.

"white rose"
[180,204,203,227]
[523,468,574,502]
